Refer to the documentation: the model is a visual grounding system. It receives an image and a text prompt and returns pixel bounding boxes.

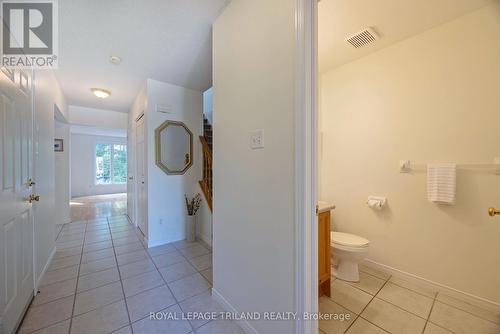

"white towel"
[427,163,456,204]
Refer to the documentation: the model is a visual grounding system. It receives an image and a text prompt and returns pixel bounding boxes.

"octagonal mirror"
[155,120,193,175]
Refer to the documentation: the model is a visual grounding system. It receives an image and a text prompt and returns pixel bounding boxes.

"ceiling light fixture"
[91,88,111,99]
[110,55,122,65]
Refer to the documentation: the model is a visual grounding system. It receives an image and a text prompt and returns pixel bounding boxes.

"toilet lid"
[331,232,369,247]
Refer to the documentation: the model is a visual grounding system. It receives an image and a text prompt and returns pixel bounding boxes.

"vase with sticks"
[185,194,202,242]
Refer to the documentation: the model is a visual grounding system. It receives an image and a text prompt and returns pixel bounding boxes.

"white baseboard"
[35,246,56,291]
[212,288,259,334]
[364,259,500,314]
[196,233,212,249]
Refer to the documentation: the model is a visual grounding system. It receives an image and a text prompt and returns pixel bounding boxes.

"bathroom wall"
[320,4,500,304]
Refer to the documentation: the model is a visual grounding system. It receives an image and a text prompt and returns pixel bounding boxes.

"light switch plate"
[250,129,264,149]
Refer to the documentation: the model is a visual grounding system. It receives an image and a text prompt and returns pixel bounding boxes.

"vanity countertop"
[318,201,335,214]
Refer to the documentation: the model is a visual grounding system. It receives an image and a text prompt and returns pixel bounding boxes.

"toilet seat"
[331,232,369,248]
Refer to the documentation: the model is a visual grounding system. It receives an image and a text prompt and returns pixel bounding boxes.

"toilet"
[331,232,370,282]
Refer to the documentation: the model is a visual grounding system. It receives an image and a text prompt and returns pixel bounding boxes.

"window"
[95,143,127,184]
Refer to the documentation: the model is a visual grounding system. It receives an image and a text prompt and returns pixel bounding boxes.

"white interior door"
[0,68,35,334]
[136,116,147,237]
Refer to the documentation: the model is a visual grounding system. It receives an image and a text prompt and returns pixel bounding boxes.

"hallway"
[19,215,230,334]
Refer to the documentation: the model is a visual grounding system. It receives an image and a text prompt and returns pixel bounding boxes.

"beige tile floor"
[70,194,127,222]
[20,215,244,334]
[320,264,500,334]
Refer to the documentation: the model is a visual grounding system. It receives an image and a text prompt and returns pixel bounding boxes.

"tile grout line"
[107,216,135,333]
[141,239,214,334]
[342,274,393,334]
[344,272,438,322]
[361,268,500,326]
[141,237,192,332]
[67,219,89,334]
[421,291,438,334]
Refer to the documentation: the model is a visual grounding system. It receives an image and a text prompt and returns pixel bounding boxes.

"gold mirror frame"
[155,120,193,175]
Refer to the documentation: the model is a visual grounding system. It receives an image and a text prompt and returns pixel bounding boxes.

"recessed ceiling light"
[110,55,122,64]
[91,88,111,99]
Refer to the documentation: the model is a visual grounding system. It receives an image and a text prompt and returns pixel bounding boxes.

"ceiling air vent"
[345,27,379,49]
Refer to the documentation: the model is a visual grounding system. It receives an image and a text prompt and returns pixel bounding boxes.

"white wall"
[213,0,297,332]
[127,84,147,226]
[71,133,127,198]
[145,79,203,246]
[33,69,68,285]
[68,105,128,129]
[54,119,70,225]
[320,4,500,304]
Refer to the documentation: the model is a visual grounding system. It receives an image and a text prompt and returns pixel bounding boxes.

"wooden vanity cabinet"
[318,210,331,297]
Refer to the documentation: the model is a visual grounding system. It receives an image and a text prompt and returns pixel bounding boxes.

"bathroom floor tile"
[345,271,386,296]
[330,279,373,314]
[359,264,391,281]
[429,301,500,334]
[423,322,454,334]
[376,282,434,318]
[346,317,388,334]
[389,276,437,299]
[361,298,426,334]
[435,293,500,325]
[318,296,356,334]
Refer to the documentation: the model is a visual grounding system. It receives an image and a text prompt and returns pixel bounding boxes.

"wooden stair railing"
[199,135,212,211]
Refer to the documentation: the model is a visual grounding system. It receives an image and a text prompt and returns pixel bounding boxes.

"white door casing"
[136,115,147,237]
[0,68,35,334]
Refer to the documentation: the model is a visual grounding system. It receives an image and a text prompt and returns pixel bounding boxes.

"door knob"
[28,194,40,203]
[488,207,500,217]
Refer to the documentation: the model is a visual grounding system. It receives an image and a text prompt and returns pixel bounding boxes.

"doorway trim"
[295,0,318,333]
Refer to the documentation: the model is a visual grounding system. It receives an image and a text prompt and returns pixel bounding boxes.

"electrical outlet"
[250,129,264,149]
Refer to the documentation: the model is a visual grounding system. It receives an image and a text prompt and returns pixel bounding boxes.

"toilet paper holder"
[366,196,387,210]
